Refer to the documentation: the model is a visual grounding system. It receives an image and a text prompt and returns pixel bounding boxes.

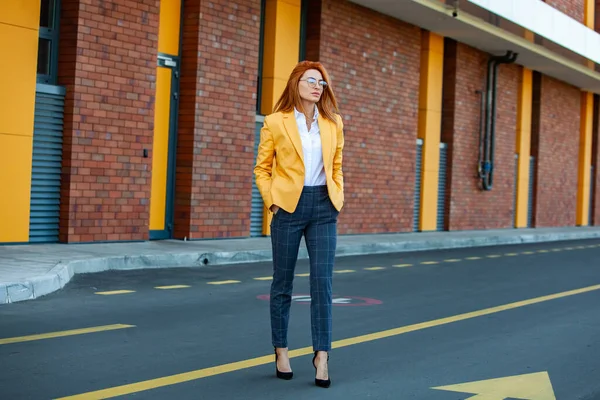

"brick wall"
[58,0,159,242]
[306,0,421,234]
[531,74,580,227]
[175,0,261,239]
[442,41,519,230]
[545,0,585,22]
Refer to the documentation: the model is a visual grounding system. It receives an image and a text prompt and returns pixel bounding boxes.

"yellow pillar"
[149,0,182,232]
[515,68,533,228]
[0,0,40,242]
[417,31,444,231]
[260,0,301,235]
[577,92,594,226]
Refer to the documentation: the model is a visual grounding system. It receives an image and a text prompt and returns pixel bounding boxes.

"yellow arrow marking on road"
[432,371,556,399]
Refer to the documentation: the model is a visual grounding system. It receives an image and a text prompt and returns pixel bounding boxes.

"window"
[37,0,61,84]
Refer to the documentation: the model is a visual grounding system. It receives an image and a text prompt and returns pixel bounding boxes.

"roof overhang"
[348,0,600,94]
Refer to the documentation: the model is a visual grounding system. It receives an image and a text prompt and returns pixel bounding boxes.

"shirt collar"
[294,105,319,121]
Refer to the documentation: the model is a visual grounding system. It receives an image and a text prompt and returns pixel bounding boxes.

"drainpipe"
[480,50,518,191]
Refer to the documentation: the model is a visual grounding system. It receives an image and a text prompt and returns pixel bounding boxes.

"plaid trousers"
[270,185,339,352]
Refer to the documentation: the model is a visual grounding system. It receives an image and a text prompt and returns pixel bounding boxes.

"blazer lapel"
[282,113,304,165]
[318,114,333,168]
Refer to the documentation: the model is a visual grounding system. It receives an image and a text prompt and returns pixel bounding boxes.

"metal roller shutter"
[437,143,447,231]
[29,84,66,243]
[250,115,266,236]
[590,165,594,226]
[528,156,535,228]
[413,139,423,232]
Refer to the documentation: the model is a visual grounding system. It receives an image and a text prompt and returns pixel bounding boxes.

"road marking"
[0,324,135,346]
[393,264,412,268]
[538,250,549,253]
[486,255,501,258]
[565,247,575,250]
[207,280,240,285]
[95,290,135,295]
[466,256,481,260]
[295,273,310,277]
[155,285,191,290]
[444,259,461,263]
[253,277,273,281]
[433,371,556,399]
[551,249,562,252]
[56,284,600,399]
[505,253,518,256]
[364,267,385,270]
[522,251,535,255]
[334,269,355,274]
[421,261,439,265]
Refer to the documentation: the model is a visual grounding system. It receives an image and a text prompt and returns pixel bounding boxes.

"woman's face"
[298,69,326,106]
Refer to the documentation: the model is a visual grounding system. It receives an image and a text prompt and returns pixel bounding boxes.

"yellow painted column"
[417,31,444,231]
[149,0,181,232]
[260,0,301,235]
[515,68,533,228]
[0,0,40,242]
[577,92,594,226]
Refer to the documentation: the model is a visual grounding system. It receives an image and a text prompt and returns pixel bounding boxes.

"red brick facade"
[442,41,519,230]
[531,74,581,227]
[545,0,585,22]
[58,0,159,242]
[175,0,261,239]
[50,0,595,243]
[306,0,421,234]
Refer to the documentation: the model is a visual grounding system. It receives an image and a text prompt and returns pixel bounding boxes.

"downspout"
[480,50,518,191]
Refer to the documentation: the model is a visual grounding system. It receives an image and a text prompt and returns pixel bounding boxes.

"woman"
[254,61,344,388]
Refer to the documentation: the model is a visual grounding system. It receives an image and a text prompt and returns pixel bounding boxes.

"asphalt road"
[1,239,600,400]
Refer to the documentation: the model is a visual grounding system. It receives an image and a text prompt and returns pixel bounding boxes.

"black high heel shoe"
[274,348,293,380]
[312,351,331,388]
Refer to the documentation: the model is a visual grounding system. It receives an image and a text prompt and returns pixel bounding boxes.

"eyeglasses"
[300,77,328,89]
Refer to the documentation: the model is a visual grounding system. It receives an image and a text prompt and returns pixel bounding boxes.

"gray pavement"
[1,226,600,304]
[1,239,599,399]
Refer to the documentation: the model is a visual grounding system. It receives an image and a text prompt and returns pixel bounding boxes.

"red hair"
[273,61,341,126]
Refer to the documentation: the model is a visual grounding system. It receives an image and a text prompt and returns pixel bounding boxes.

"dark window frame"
[37,0,61,85]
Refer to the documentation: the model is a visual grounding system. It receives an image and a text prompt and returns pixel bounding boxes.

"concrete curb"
[2,229,600,304]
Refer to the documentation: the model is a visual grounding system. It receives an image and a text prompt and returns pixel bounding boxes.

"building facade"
[1,0,599,244]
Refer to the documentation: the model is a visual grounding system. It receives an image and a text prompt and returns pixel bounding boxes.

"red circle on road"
[256,294,382,307]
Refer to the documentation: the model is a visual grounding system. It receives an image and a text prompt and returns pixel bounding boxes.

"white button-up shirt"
[294,107,326,186]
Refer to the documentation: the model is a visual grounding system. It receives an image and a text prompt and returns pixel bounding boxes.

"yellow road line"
[207,280,240,285]
[295,273,310,277]
[444,259,461,263]
[505,253,518,257]
[0,324,135,346]
[334,269,355,274]
[365,267,385,271]
[486,255,501,258]
[393,264,412,268]
[538,250,549,253]
[253,277,273,281]
[95,290,135,295]
[466,257,481,260]
[155,285,190,290]
[522,251,535,255]
[56,284,600,399]
[421,261,439,265]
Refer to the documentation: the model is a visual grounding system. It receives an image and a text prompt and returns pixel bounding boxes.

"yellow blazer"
[254,111,344,213]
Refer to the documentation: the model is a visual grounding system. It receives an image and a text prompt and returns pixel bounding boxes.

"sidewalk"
[2,226,600,304]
